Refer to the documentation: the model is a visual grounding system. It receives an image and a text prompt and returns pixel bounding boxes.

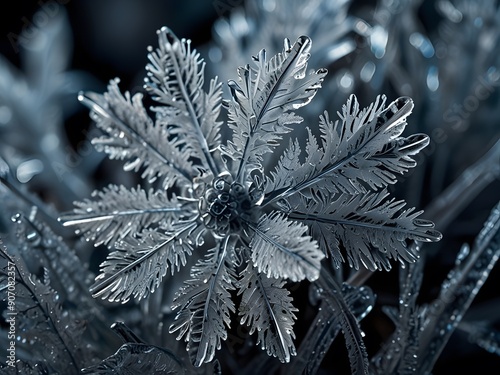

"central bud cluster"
[198,172,253,238]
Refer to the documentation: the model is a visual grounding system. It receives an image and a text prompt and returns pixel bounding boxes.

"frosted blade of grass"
[417,201,500,372]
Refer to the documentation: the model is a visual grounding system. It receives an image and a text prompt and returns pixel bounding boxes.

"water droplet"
[360,61,376,83]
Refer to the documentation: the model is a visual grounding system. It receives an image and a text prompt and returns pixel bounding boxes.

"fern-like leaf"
[169,238,237,366]
[59,184,191,247]
[264,94,426,203]
[288,189,441,271]
[90,222,201,303]
[79,79,194,187]
[238,260,298,363]
[145,27,221,175]
[203,77,224,152]
[224,35,327,181]
[248,212,324,282]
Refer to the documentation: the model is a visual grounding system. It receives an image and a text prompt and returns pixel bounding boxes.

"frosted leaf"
[249,212,324,282]
[59,184,191,247]
[90,223,201,303]
[79,79,195,188]
[287,189,441,271]
[145,27,222,176]
[0,247,91,374]
[263,94,424,201]
[169,240,237,366]
[224,35,327,181]
[238,260,298,362]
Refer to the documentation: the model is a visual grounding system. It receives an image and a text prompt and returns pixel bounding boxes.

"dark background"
[1,1,499,374]
[0,0,222,151]
[0,1,219,86]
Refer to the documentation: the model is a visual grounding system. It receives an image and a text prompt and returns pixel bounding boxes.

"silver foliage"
[90,223,200,303]
[1,1,500,373]
[223,35,327,180]
[169,240,237,367]
[145,28,222,176]
[238,259,298,363]
[81,79,196,188]
[263,94,426,199]
[59,184,189,247]
[0,240,92,374]
[60,26,438,367]
[288,189,441,271]
[249,212,323,282]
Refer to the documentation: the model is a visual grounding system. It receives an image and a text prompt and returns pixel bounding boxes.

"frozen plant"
[0,4,98,209]
[0,207,103,374]
[59,27,441,368]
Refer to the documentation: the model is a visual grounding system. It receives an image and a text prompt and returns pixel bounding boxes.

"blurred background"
[1,0,499,374]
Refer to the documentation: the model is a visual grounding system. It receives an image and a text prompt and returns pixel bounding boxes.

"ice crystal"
[60,27,440,366]
[81,322,188,375]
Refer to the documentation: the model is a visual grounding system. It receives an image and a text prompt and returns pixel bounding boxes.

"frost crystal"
[60,27,440,366]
